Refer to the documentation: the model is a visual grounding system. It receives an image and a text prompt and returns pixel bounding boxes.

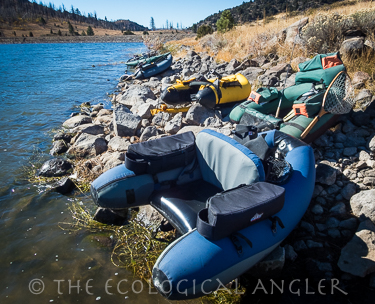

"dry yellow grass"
[168,0,375,64]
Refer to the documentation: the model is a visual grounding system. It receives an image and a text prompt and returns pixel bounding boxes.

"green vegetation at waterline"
[59,203,246,303]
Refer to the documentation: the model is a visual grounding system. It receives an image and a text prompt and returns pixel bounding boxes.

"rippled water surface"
[0,42,169,303]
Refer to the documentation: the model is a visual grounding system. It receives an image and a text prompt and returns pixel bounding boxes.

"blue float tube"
[152,130,316,299]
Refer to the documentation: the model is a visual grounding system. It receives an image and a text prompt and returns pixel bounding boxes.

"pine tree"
[68,21,74,35]
[86,26,94,36]
[192,23,197,33]
[150,17,155,30]
[196,25,213,39]
[216,10,234,33]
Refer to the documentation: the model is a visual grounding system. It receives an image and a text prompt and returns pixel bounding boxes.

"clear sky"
[45,0,247,28]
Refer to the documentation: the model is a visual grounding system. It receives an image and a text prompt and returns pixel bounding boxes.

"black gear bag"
[197,182,285,241]
[125,131,196,175]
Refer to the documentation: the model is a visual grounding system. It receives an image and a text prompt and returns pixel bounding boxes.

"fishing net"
[325,72,355,114]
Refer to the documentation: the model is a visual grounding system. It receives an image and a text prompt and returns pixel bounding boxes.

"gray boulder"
[164,113,183,134]
[316,160,337,185]
[118,85,156,107]
[108,136,130,152]
[284,17,309,44]
[152,112,170,127]
[341,183,357,200]
[93,207,127,225]
[94,115,112,126]
[200,63,209,75]
[257,74,279,87]
[311,204,324,215]
[177,126,205,136]
[293,240,307,251]
[136,103,153,119]
[340,37,364,57]
[140,126,158,142]
[342,120,357,133]
[350,189,375,222]
[369,135,375,152]
[50,177,75,195]
[343,147,357,156]
[352,71,370,84]
[181,68,194,79]
[97,109,113,116]
[136,205,164,228]
[225,58,240,74]
[63,115,92,129]
[100,151,125,172]
[284,244,298,261]
[354,89,372,111]
[53,132,72,143]
[264,63,291,77]
[50,140,68,155]
[338,220,375,277]
[204,117,223,128]
[329,203,346,216]
[241,67,264,83]
[37,158,72,177]
[71,123,105,136]
[339,218,358,230]
[92,104,104,112]
[363,177,375,185]
[251,56,268,66]
[185,104,216,126]
[113,104,141,137]
[67,133,107,157]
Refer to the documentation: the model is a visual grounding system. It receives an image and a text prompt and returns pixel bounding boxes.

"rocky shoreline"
[37,42,375,300]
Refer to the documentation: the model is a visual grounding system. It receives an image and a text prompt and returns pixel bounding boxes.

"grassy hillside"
[167,0,375,83]
[0,0,146,39]
[192,0,345,30]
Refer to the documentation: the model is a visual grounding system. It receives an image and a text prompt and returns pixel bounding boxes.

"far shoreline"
[0,32,195,45]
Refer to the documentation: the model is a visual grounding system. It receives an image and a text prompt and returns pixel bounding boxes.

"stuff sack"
[239,108,283,132]
[232,125,258,145]
[196,182,285,241]
[125,131,196,175]
[195,73,251,109]
[161,77,208,104]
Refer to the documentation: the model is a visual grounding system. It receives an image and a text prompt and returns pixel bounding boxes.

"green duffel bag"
[248,87,281,105]
[229,83,312,123]
[298,52,339,72]
[295,64,346,86]
[280,113,336,141]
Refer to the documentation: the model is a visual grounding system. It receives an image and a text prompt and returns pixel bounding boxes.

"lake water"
[0,42,170,304]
